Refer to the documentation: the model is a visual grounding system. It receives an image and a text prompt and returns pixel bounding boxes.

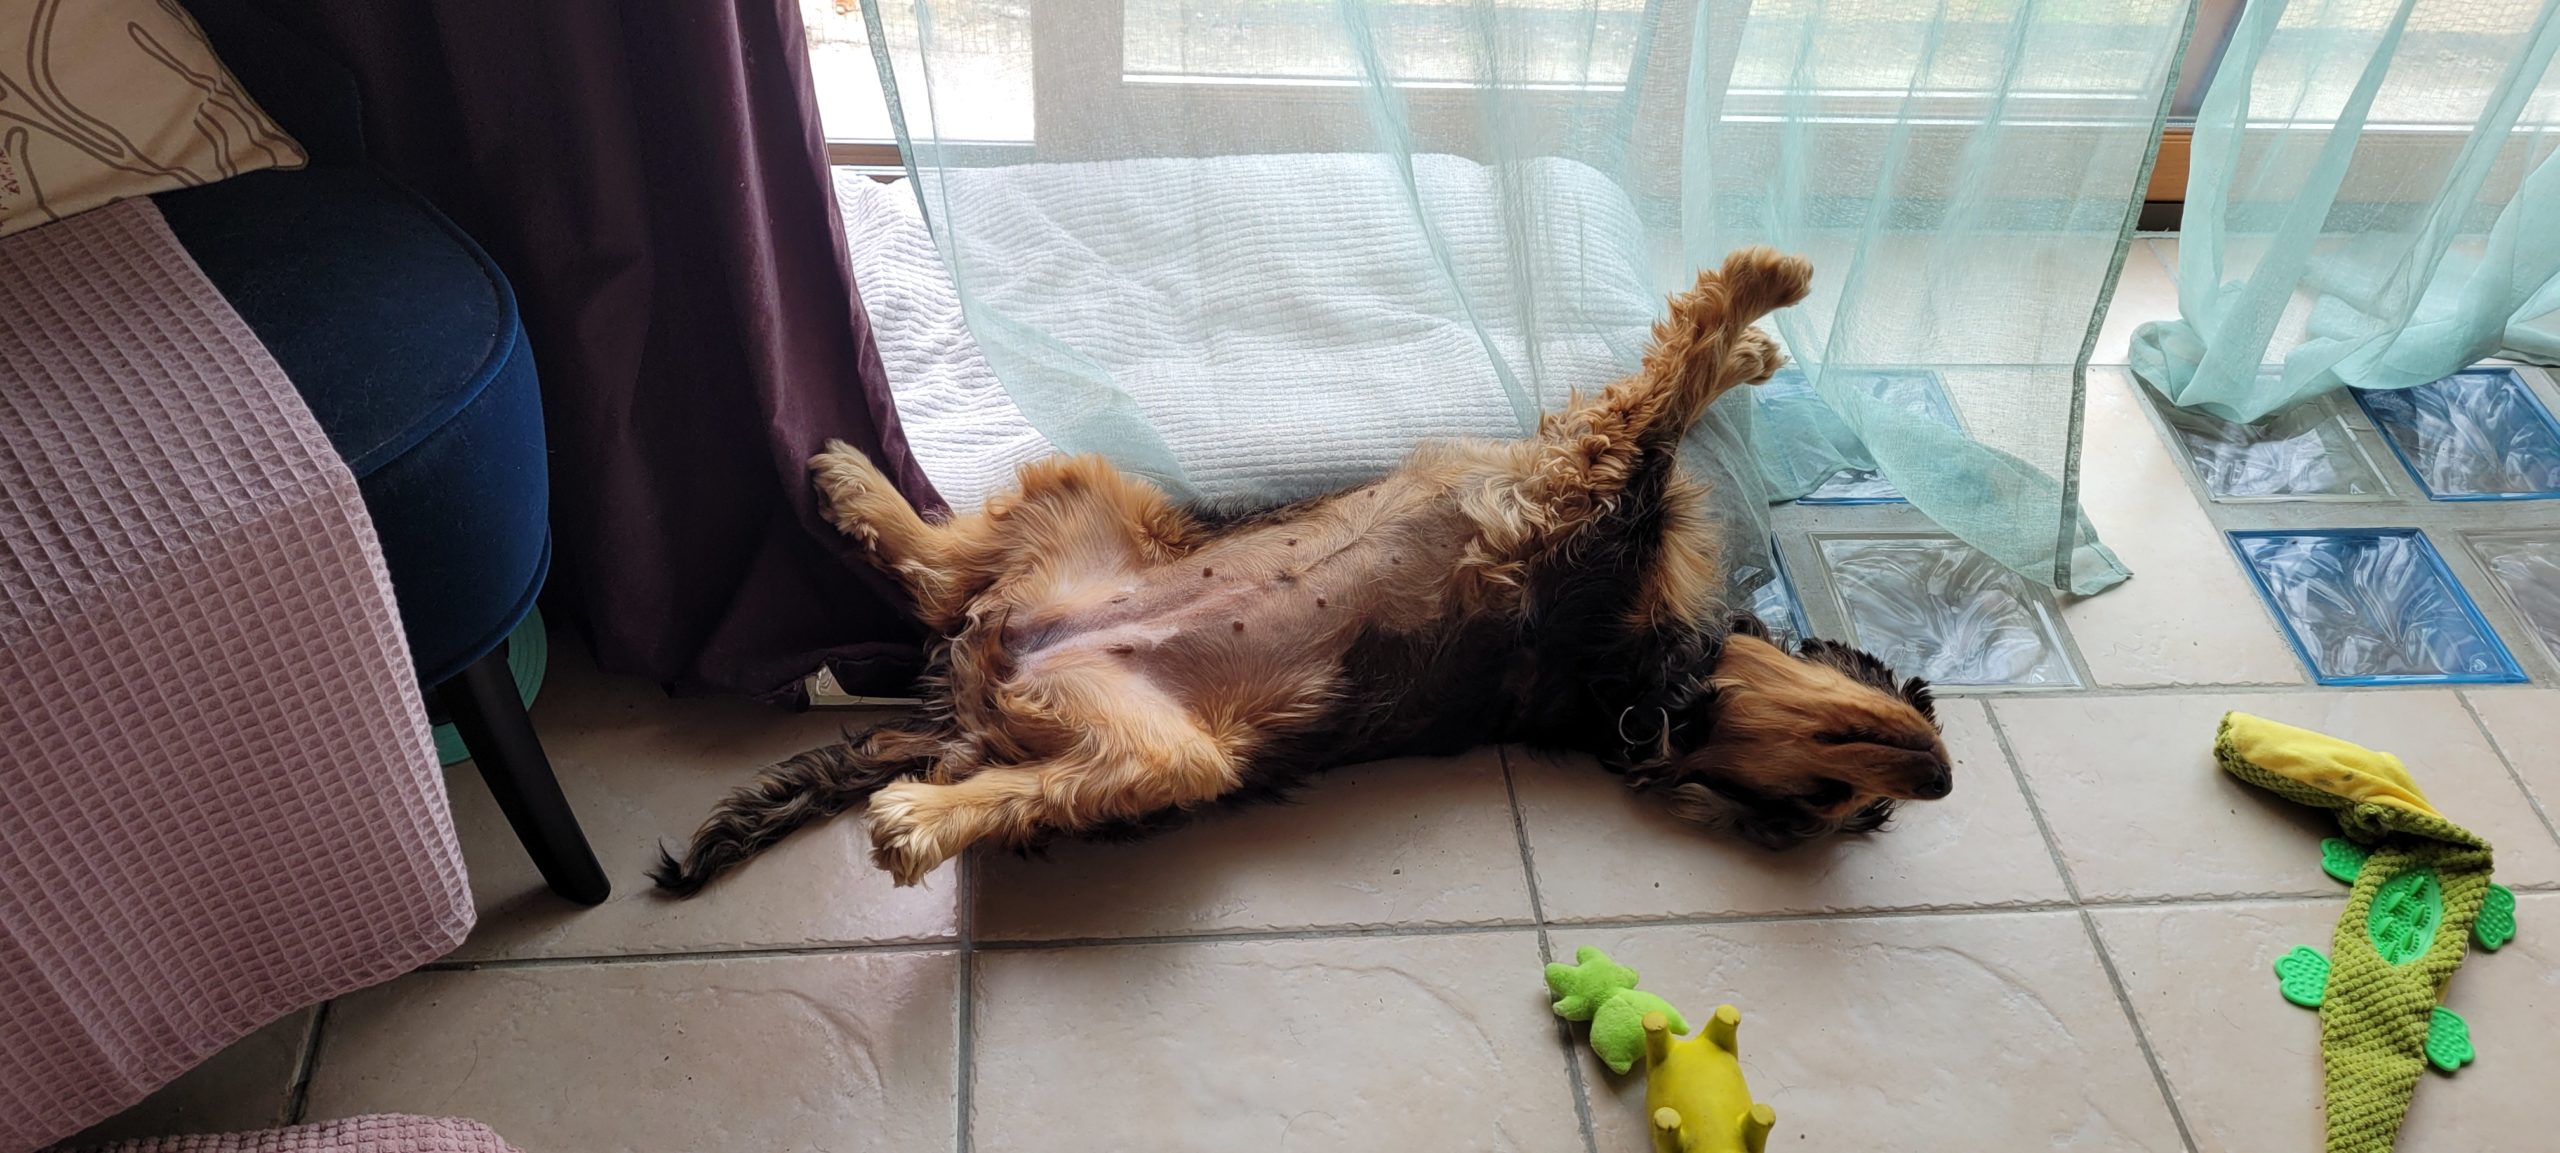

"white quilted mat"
[836,170,1055,512]
[836,154,1659,511]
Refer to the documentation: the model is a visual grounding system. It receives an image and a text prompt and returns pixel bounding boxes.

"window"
[1123,0,1648,89]
[806,0,2529,208]
[803,0,1033,164]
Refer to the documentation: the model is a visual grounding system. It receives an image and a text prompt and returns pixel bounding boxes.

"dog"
[652,246,1950,895]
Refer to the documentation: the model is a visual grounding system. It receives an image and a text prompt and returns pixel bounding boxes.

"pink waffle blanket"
[1,200,475,1153]
[65,1115,521,1153]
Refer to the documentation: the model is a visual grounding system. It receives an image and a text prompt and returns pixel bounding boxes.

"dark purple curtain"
[253,0,936,698]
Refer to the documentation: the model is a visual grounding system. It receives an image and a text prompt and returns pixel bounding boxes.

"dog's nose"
[1912,764,1954,800]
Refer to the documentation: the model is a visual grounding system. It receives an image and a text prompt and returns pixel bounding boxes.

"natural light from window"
[804,0,1032,144]
[804,0,2556,148]
[1122,0,1645,88]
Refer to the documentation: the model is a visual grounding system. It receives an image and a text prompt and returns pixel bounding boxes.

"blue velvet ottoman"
[157,168,609,906]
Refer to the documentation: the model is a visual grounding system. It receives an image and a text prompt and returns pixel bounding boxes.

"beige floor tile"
[2060,370,2307,688]
[2091,238,2181,366]
[50,1010,312,1149]
[2091,895,2560,1153]
[973,748,1533,941]
[1513,700,2068,921]
[1565,911,2182,1152]
[1997,692,2560,901]
[2464,688,2560,830]
[970,931,1581,1151]
[304,951,958,1153]
[446,638,956,960]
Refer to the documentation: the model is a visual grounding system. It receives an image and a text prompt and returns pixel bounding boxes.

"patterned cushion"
[0,0,304,237]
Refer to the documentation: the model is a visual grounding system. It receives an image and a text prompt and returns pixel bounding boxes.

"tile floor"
[64,239,2560,1152]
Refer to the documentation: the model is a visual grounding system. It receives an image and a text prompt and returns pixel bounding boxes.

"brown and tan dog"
[654,247,1950,894]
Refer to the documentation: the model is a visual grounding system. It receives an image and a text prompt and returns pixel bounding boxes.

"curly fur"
[653,247,1954,893]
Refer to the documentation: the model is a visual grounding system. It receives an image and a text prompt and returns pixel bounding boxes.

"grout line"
[1937,680,2345,700]
[1980,704,2086,905]
[282,1001,331,1126]
[416,937,964,972]
[2458,689,2560,852]
[422,893,2375,973]
[1983,704,2201,1153]
[1500,745,1554,933]
[955,853,978,1153]
[1542,892,2346,930]
[2075,908,2203,1153]
[972,920,1539,952]
[1503,746,1603,1153]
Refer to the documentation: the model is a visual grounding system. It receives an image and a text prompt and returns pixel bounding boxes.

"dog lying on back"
[654,247,1950,894]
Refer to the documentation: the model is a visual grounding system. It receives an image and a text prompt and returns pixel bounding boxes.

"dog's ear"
[1727,611,1770,640]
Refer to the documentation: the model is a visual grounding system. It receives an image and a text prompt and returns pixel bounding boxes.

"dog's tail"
[1633,245,1814,436]
[649,727,929,897]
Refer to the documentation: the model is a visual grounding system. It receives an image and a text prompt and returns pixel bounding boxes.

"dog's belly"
[1002,497,1472,718]
[1007,567,1360,696]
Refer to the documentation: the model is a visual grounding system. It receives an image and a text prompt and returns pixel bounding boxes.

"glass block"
[2351,369,2560,500]
[2463,532,2560,666]
[1742,539,1812,651]
[2229,530,2524,686]
[2154,393,2387,501]
[1816,536,2080,687]
[1758,369,1960,504]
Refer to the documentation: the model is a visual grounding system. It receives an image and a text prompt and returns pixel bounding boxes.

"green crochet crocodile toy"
[2216,712,2519,1153]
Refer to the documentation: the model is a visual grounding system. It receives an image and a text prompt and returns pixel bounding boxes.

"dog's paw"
[1729,327,1787,387]
[809,440,890,540]
[865,783,946,887]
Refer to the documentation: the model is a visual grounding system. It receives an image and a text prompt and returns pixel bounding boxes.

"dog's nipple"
[1231,620,1246,633]
[1202,567,1215,578]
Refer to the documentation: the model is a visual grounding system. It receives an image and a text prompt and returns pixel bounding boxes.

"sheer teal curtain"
[2132,0,2560,423]
[861,0,2191,598]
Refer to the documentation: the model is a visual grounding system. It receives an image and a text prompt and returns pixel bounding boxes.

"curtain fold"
[864,0,2190,598]
[2132,0,2560,423]
[253,0,934,698]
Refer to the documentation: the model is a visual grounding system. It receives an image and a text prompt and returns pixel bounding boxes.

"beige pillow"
[0,0,304,238]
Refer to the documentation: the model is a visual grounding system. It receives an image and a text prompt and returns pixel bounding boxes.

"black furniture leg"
[436,648,612,905]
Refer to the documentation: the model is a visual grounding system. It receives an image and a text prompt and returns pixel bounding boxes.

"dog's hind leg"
[862,653,1242,885]
[649,719,954,896]
[813,445,1200,630]
[810,441,1008,628]
[863,730,1242,885]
